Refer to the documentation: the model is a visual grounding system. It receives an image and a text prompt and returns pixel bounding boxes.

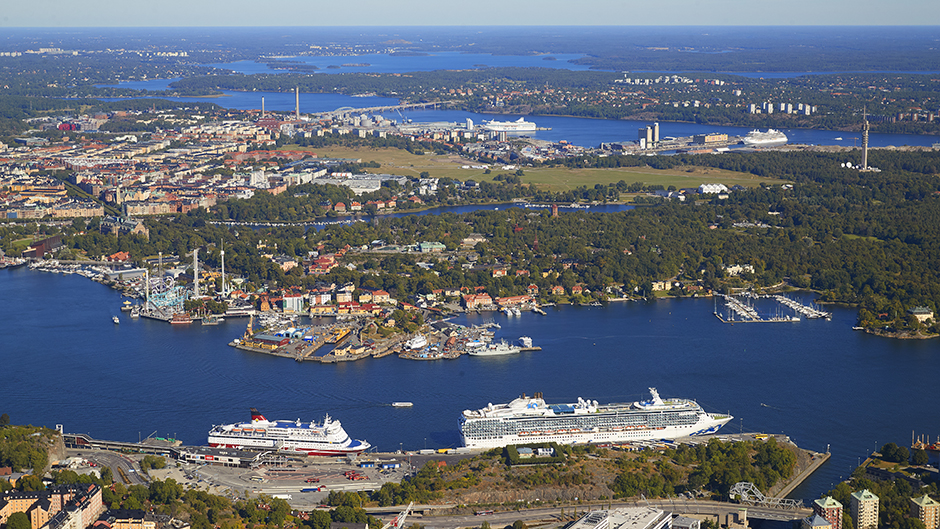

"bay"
[2,265,937,502]
[100,79,939,149]
[207,52,595,75]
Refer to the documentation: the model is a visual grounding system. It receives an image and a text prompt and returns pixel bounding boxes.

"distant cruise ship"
[208,408,370,456]
[483,117,537,132]
[743,129,788,146]
[459,388,732,449]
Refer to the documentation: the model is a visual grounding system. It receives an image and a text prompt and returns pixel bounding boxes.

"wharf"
[519,346,542,352]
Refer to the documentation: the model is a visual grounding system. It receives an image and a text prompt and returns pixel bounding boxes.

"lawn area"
[281,145,789,192]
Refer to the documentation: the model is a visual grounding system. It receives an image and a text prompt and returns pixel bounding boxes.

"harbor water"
[2,266,938,501]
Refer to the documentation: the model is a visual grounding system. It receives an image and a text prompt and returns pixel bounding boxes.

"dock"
[715,294,820,323]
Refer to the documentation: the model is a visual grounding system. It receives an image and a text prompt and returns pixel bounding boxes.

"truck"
[272,494,293,500]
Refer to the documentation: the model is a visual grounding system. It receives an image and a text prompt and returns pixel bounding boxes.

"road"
[411,499,811,529]
[67,448,148,486]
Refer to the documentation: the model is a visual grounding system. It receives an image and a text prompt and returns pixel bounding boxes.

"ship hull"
[459,414,730,449]
[459,388,732,449]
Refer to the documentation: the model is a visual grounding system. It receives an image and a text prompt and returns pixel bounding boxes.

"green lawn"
[281,145,788,191]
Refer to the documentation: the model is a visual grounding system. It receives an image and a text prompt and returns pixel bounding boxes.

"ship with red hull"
[208,408,370,456]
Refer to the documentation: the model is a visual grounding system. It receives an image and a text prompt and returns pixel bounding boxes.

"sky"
[2,0,939,27]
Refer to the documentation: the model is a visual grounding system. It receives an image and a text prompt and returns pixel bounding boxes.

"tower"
[295,86,300,120]
[851,490,879,529]
[814,497,843,529]
[862,107,870,170]
[193,248,199,299]
[653,122,660,143]
[261,97,265,118]
[220,240,226,297]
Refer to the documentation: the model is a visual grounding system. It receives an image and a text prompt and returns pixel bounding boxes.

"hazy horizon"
[2,0,939,28]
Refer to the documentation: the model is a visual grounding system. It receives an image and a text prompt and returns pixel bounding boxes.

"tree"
[0,413,8,426]
[6,512,30,529]
[911,449,929,466]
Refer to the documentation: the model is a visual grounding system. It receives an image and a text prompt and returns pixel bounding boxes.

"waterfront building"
[814,497,843,529]
[850,489,879,529]
[908,307,934,324]
[568,507,672,529]
[911,494,940,529]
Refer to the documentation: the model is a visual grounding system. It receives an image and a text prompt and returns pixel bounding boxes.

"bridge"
[315,100,458,120]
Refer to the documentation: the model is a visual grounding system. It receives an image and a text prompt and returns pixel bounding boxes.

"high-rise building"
[850,490,879,529]
[911,495,940,529]
[639,126,653,146]
[814,497,843,529]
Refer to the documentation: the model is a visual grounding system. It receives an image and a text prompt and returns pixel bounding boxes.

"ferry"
[483,117,537,132]
[459,387,732,449]
[208,408,370,456]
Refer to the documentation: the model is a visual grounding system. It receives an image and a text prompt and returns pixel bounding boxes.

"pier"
[773,295,831,319]
[715,293,825,323]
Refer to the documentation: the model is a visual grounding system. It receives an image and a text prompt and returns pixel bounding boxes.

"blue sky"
[2,0,939,26]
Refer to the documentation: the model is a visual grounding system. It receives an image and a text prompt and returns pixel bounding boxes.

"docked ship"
[743,129,788,147]
[208,408,370,456]
[468,340,522,356]
[483,117,537,132]
[459,387,732,449]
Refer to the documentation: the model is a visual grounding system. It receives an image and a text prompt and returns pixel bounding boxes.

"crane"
[377,502,414,529]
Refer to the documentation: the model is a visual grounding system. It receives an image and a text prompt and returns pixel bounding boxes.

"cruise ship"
[459,388,732,449]
[483,117,537,132]
[743,129,788,147]
[208,408,370,456]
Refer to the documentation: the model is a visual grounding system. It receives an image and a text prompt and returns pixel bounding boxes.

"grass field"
[281,145,788,191]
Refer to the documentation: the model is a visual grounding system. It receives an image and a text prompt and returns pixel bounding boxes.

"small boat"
[834,137,843,141]
[391,402,413,408]
[112,316,120,324]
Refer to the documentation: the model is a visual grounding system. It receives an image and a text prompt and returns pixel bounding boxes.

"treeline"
[0,421,56,476]
[612,438,796,498]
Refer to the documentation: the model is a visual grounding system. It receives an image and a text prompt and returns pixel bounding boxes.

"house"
[492,268,508,277]
[462,293,492,309]
[496,295,532,307]
[527,284,540,295]
[551,285,566,296]
[334,202,346,212]
[909,307,934,324]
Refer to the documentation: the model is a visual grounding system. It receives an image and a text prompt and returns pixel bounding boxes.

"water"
[100,78,939,149]
[2,266,937,501]
[207,52,595,75]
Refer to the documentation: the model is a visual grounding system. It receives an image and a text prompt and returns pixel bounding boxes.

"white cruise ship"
[743,129,788,146]
[208,408,370,456]
[483,117,537,132]
[459,388,732,449]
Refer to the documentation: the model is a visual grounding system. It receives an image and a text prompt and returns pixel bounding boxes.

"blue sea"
[2,265,938,501]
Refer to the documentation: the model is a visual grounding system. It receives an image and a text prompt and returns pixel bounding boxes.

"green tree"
[0,413,9,426]
[6,512,30,529]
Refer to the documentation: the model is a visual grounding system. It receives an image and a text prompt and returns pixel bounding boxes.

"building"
[569,507,671,529]
[803,514,832,529]
[813,497,843,529]
[0,483,104,529]
[908,307,934,324]
[102,509,158,529]
[911,494,940,529]
[850,489,879,529]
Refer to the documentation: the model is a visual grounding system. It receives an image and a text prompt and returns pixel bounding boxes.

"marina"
[714,293,830,323]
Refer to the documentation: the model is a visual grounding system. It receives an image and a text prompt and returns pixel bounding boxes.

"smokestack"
[261,97,265,118]
[295,86,300,120]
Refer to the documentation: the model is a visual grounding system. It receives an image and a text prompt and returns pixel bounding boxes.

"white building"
[568,508,672,529]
